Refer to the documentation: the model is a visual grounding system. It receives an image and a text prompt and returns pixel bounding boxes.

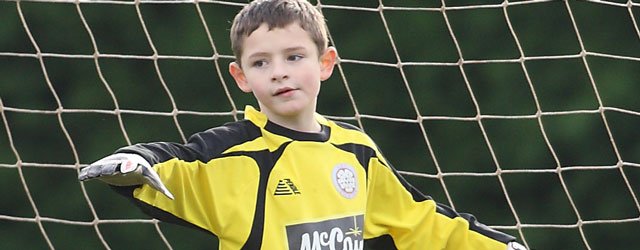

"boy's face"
[229,22,336,126]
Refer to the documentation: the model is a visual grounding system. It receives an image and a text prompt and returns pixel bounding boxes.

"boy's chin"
[272,107,309,118]
[264,102,314,118]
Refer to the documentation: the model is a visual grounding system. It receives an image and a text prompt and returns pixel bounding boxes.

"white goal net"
[1,0,639,249]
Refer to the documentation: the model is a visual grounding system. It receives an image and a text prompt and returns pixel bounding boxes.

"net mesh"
[1,0,640,249]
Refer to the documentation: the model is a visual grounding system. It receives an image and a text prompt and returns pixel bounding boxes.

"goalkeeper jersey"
[114,106,516,250]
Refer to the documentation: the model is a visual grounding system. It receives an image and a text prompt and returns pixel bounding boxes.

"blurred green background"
[1,0,639,249]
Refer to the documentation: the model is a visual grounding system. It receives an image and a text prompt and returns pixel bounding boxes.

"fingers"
[78,162,120,181]
[78,153,133,182]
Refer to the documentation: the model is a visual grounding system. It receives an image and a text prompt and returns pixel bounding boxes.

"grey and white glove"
[507,242,527,250]
[78,153,174,200]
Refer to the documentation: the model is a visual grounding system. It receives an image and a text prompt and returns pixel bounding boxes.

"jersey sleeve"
[365,157,516,250]
[110,123,260,237]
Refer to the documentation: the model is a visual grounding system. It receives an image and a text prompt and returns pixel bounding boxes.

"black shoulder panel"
[116,120,262,164]
[333,120,362,131]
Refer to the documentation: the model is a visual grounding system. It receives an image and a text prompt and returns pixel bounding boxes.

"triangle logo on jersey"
[274,178,301,196]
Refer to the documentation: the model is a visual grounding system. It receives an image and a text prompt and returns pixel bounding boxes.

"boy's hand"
[78,153,174,200]
[507,242,527,250]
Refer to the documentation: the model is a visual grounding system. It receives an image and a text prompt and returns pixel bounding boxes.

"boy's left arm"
[365,158,527,250]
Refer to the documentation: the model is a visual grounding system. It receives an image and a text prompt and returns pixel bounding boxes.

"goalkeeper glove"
[507,242,527,250]
[78,153,174,200]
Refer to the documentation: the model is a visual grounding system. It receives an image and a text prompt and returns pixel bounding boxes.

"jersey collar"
[243,106,331,142]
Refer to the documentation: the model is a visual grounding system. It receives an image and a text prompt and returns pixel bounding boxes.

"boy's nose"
[271,74,289,82]
[270,62,289,82]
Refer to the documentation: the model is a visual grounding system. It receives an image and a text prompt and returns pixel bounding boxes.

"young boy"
[79,0,526,249]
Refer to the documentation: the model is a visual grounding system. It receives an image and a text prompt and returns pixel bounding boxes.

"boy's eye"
[288,55,303,61]
[252,60,267,68]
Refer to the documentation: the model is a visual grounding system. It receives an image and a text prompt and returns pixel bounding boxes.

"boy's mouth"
[274,87,297,96]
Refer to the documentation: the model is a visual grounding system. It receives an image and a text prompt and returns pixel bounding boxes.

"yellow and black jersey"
[113,106,516,250]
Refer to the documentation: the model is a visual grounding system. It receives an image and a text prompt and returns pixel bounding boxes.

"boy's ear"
[319,47,337,81]
[229,61,252,93]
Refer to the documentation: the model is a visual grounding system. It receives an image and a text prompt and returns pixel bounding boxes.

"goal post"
[1,0,639,249]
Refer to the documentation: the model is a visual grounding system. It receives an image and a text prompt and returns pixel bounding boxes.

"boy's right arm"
[77,125,249,237]
[78,152,174,200]
[78,125,236,201]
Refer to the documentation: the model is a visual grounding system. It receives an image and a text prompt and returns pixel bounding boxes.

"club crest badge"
[332,163,358,199]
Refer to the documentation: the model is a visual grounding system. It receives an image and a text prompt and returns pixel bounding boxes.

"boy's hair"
[230,0,329,65]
